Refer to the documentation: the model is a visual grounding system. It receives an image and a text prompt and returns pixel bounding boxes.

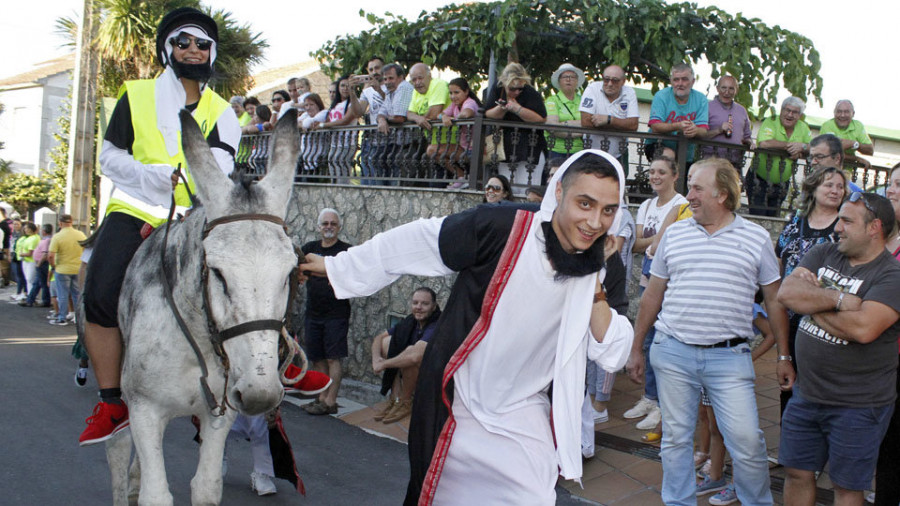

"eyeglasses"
[810,152,836,162]
[169,34,213,51]
[507,87,525,92]
[602,76,623,83]
[485,184,503,192]
[848,191,878,218]
[559,74,578,80]
[319,221,339,227]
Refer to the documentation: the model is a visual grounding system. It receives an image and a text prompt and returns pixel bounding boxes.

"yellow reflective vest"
[105,79,230,227]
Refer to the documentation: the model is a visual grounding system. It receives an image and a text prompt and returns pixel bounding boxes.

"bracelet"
[835,291,845,311]
[777,355,793,362]
[606,115,612,125]
[256,123,263,132]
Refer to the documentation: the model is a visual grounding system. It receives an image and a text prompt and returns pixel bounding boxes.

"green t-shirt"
[819,119,872,157]
[17,234,40,263]
[755,116,812,184]
[409,79,451,144]
[545,91,584,153]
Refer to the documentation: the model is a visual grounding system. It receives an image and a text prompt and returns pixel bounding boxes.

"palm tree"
[56,0,267,97]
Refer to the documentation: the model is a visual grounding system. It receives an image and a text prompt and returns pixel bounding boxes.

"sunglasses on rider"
[170,34,213,51]
[485,184,503,192]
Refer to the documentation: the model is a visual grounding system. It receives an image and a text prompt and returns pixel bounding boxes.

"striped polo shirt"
[650,214,780,345]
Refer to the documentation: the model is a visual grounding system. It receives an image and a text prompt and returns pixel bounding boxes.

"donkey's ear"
[257,108,299,215]
[180,109,232,214]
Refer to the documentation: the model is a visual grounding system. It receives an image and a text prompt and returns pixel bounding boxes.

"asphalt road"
[0,283,588,505]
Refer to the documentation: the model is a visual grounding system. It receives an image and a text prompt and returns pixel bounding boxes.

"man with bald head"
[407,63,450,132]
[819,100,874,170]
[579,65,639,162]
[702,75,752,168]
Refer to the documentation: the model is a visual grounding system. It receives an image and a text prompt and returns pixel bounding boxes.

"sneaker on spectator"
[592,408,609,424]
[250,471,277,496]
[282,364,332,396]
[447,177,469,190]
[74,367,88,387]
[50,319,70,326]
[67,311,76,322]
[623,396,656,419]
[635,405,661,430]
[79,401,129,446]
[696,474,728,496]
[708,484,738,505]
[697,458,712,478]
[694,451,710,469]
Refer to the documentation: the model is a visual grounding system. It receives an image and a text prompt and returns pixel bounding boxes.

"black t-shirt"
[0,219,11,250]
[484,85,548,162]
[105,91,232,157]
[301,239,352,319]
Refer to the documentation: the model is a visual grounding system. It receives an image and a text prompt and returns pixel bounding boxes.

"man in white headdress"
[300,149,634,505]
[79,7,240,446]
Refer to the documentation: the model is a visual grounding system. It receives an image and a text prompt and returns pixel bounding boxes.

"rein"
[158,168,298,416]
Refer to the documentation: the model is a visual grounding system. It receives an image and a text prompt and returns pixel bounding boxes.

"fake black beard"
[170,56,213,82]
[541,221,606,281]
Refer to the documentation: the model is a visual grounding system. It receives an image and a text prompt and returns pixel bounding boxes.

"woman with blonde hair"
[485,62,547,189]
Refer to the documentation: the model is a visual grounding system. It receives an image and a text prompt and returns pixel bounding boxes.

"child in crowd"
[440,77,481,189]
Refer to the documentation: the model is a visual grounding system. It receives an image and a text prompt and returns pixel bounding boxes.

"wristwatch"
[852,141,860,150]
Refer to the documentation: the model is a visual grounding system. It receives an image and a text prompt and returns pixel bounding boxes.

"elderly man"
[777,192,900,506]
[647,63,709,170]
[79,7,240,446]
[748,97,812,217]
[371,287,442,424]
[702,75,752,167]
[299,150,633,505]
[407,63,451,181]
[230,95,251,126]
[300,208,352,416]
[578,65,639,163]
[819,100,874,170]
[631,158,794,506]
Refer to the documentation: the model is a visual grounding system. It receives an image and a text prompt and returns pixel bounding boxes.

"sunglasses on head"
[485,184,503,192]
[170,34,213,51]
[848,192,878,217]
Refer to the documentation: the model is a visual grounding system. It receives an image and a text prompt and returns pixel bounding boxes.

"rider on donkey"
[78,7,326,447]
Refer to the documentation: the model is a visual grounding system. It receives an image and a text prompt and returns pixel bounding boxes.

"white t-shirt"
[299,110,328,130]
[636,193,687,240]
[578,83,639,158]
[360,85,387,125]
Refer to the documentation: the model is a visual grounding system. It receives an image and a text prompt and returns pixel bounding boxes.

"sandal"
[642,421,662,443]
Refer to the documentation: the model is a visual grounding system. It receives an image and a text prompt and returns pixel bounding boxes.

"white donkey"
[106,109,301,505]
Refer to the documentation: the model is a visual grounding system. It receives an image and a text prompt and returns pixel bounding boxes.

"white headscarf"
[539,149,628,236]
[156,24,218,157]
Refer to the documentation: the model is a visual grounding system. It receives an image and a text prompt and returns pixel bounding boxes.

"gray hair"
[781,96,806,115]
[229,95,244,106]
[670,63,694,79]
[382,63,405,78]
[317,208,341,226]
[835,99,854,112]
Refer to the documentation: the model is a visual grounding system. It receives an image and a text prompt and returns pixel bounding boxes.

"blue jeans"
[55,273,79,322]
[26,262,50,305]
[638,285,658,401]
[650,331,772,506]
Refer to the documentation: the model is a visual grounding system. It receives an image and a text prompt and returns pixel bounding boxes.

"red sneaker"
[79,401,129,446]
[283,364,332,396]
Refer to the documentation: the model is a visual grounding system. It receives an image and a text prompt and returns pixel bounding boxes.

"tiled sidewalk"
[336,348,841,505]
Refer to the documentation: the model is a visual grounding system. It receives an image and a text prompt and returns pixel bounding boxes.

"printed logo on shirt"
[798,265,864,346]
[620,102,628,112]
[665,111,697,123]
[582,98,594,108]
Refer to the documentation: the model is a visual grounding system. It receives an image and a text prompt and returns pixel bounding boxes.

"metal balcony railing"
[234,117,890,218]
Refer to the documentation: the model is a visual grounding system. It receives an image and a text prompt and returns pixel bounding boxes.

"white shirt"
[578,83,639,158]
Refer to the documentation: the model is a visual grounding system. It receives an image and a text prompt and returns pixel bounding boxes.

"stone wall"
[286,184,787,394]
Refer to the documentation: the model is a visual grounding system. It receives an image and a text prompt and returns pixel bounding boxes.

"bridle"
[158,169,299,416]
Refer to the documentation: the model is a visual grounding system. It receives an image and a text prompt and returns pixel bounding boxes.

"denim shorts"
[779,391,894,490]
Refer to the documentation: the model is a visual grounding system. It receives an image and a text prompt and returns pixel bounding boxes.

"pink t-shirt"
[442,97,478,149]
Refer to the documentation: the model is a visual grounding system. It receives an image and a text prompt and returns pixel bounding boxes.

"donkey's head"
[180,109,299,415]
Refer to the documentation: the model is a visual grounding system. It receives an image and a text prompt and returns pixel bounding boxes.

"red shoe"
[283,364,332,396]
[79,401,129,446]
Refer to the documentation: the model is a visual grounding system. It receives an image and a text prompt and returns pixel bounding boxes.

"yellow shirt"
[49,227,87,275]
